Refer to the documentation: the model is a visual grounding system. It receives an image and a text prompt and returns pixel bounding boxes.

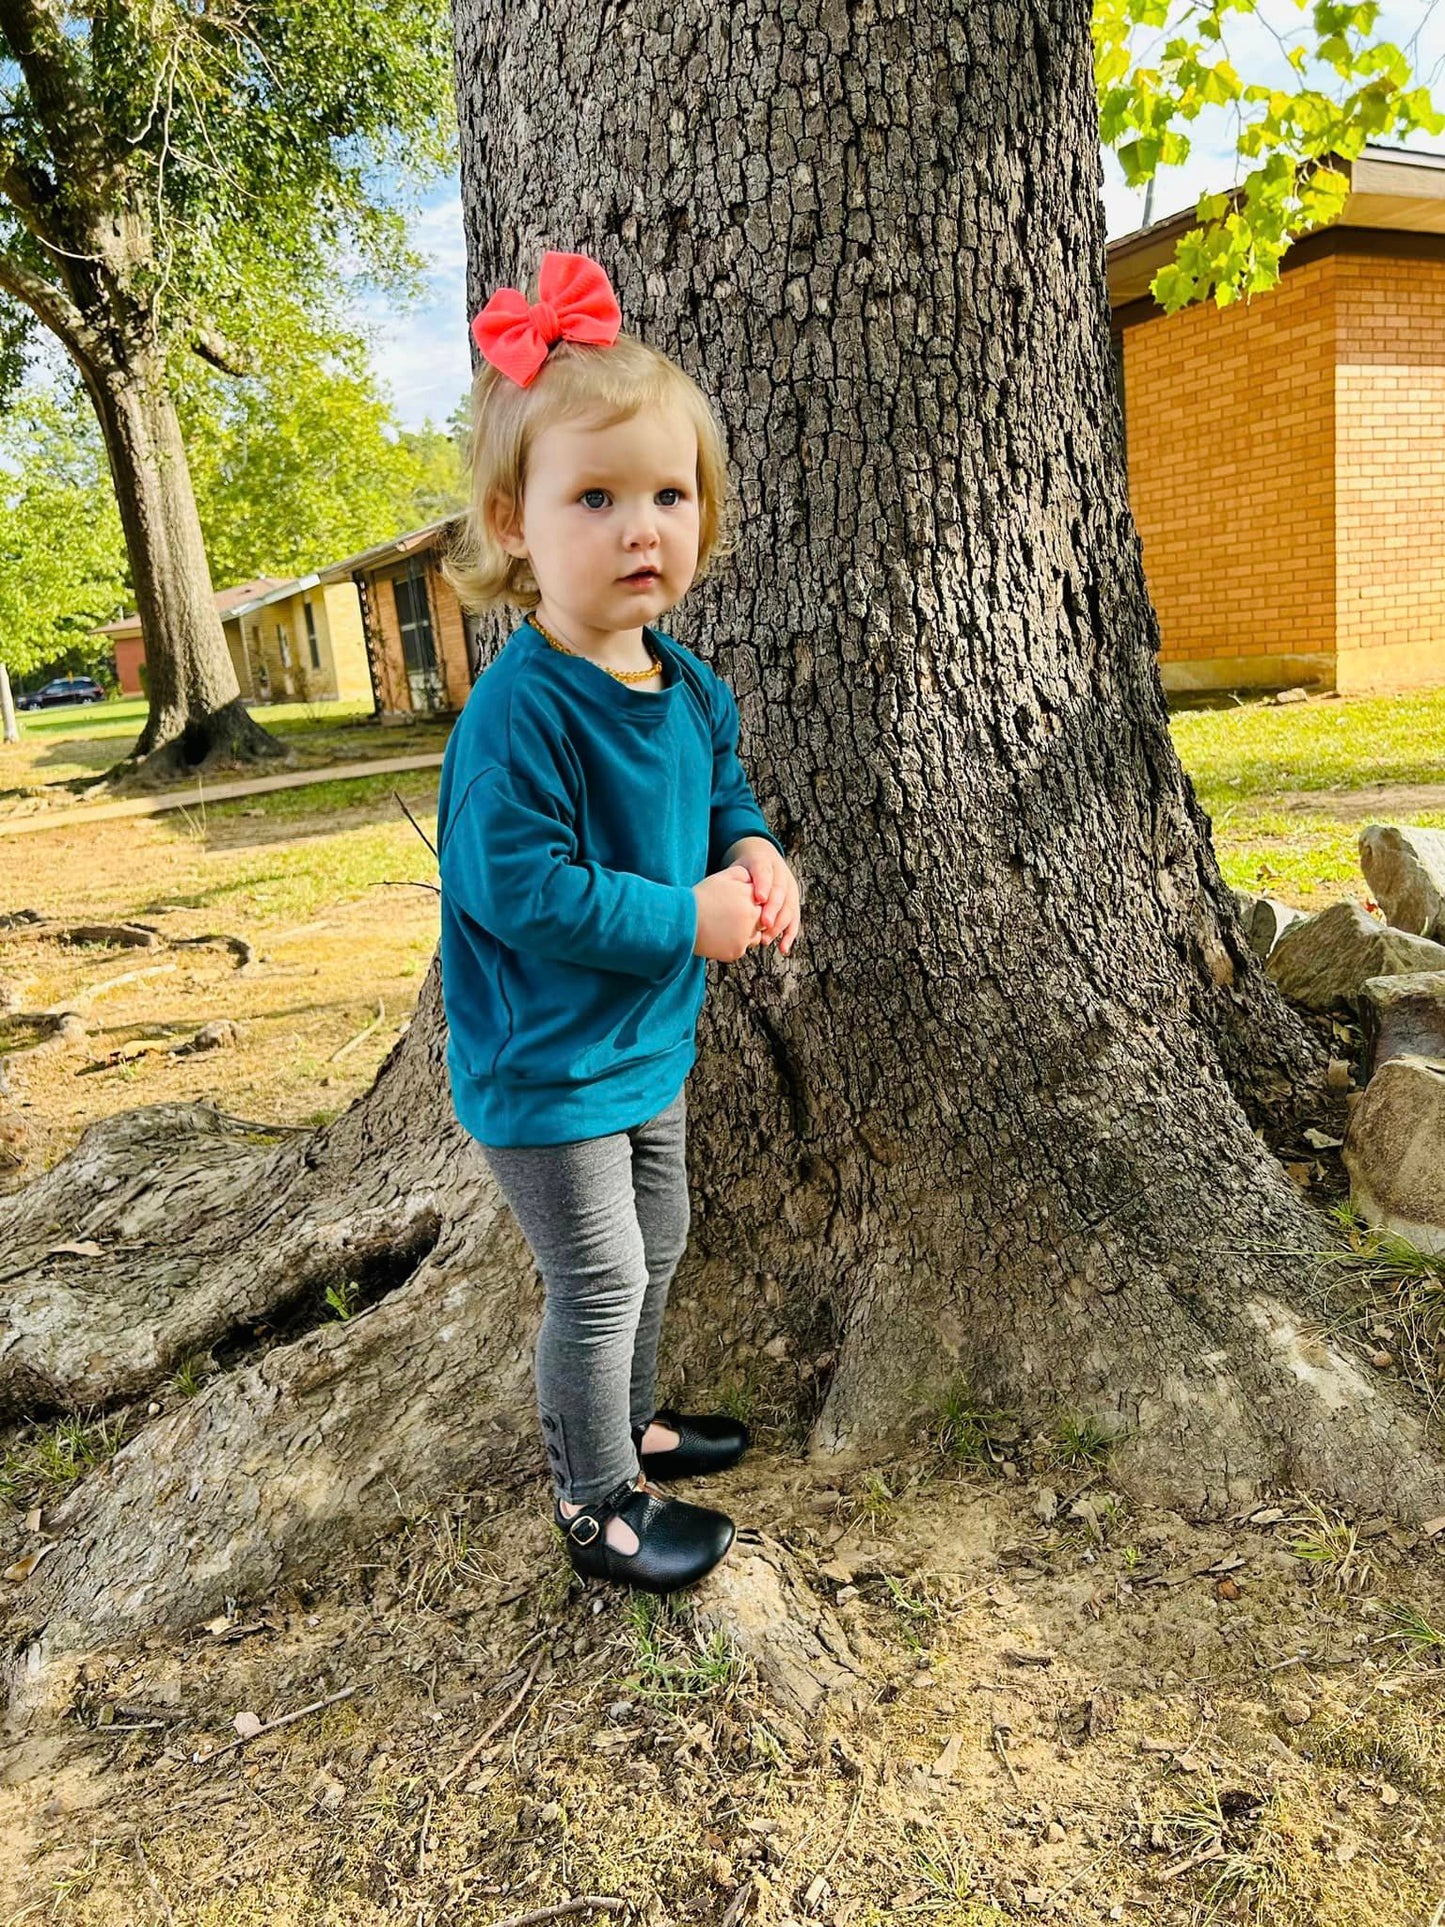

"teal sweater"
[437,619,782,1147]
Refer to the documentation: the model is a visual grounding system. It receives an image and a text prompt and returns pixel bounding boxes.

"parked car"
[15,676,108,711]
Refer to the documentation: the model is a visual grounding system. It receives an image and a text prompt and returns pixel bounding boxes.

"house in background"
[99,576,286,697]
[1110,143,1445,697]
[98,572,370,704]
[226,575,371,704]
[318,517,486,720]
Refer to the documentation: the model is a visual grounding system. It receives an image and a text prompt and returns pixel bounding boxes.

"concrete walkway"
[0,752,446,839]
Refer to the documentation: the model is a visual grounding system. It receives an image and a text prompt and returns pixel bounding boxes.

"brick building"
[318,517,484,719]
[227,575,371,704]
[99,576,287,697]
[1110,144,1445,695]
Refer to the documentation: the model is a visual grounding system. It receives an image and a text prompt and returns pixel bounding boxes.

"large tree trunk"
[79,350,287,778]
[2,0,1439,1704]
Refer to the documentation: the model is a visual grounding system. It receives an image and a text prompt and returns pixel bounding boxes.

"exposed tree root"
[0,922,161,952]
[695,1532,868,1724]
[0,1012,87,1062]
[4,963,1444,1726]
[107,699,291,789]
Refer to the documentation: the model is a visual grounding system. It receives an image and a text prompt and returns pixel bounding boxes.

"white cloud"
[351,179,472,432]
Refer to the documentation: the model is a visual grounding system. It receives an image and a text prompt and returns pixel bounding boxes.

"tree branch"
[0,148,63,250]
[0,243,88,359]
[190,324,255,377]
[0,0,101,179]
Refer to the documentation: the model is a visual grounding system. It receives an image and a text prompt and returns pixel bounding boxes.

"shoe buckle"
[568,1514,601,1546]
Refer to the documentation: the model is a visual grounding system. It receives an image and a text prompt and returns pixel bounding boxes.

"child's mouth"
[622,569,660,587]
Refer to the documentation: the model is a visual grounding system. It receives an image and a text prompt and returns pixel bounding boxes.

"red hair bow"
[470,251,622,387]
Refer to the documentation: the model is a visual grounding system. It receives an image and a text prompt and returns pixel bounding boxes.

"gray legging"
[481,1087,689,1504]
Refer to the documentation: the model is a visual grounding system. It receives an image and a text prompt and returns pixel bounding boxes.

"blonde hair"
[442,330,732,614]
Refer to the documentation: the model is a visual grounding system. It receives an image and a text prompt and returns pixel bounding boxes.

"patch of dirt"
[1,1454,1442,1925]
[0,802,439,1184]
[1274,782,1445,821]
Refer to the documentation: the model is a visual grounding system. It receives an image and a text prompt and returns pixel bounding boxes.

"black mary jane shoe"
[555,1473,735,1595]
[632,1406,751,1481]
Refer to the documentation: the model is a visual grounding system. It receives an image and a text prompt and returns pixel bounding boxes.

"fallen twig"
[1046,1846,1111,1908]
[329,999,386,1064]
[488,1900,627,1927]
[438,1649,543,1792]
[1159,1840,1227,1882]
[415,1787,436,1878]
[815,1775,865,1882]
[190,1684,356,1766]
[132,1832,175,1925]
[393,789,438,860]
[991,1722,1022,1792]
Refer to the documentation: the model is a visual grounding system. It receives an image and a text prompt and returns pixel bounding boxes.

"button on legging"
[480,1087,689,1505]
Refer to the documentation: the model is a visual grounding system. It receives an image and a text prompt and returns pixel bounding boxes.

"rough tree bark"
[2,0,1439,1704]
[79,351,286,775]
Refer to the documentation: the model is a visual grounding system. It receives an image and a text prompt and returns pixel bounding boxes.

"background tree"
[0,352,465,713]
[178,336,467,586]
[0,0,453,777]
[2,0,1442,1694]
[0,383,128,698]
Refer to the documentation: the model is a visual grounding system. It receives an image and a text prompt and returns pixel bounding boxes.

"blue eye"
[581,489,608,509]
[657,488,683,506]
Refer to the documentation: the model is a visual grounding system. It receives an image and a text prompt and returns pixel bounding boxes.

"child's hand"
[726,838,802,957]
[693,865,764,961]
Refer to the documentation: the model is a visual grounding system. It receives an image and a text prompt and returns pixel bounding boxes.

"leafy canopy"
[0,0,454,389]
[177,330,467,586]
[1094,0,1444,310]
[1,349,466,677]
[0,384,128,680]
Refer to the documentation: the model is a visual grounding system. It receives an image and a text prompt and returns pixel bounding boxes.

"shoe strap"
[563,1473,657,1547]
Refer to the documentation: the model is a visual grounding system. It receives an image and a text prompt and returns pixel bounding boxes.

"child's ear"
[488,492,527,558]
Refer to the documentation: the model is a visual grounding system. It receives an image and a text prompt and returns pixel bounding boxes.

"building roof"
[226,573,323,619]
[96,575,290,639]
[315,515,464,584]
[1107,142,1445,309]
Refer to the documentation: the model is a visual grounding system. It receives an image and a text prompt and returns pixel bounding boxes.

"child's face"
[496,403,702,639]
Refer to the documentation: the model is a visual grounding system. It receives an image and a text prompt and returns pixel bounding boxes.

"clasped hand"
[693,838,801,962]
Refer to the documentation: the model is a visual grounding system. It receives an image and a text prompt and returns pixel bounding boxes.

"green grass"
[4,693,452,788]
[1,1412,129,1509]
[1171,688,1445,802]
[142,778,441,924]
[1169,689,1445,910]
[1051,1412,1115,1467]
[622,1593,744,1704]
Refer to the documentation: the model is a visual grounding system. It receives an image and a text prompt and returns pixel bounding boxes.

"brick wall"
[1334,251,1445,694]
[367,553,472,716]
[1119,258,1338,692]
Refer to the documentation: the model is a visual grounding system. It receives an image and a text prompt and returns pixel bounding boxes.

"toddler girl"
[437,251,801,1594]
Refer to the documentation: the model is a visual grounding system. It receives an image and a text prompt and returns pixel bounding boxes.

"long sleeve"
[707,672,784,872]
[440,763,698,982]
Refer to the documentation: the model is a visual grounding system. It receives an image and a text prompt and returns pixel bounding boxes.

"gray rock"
[1359,971,1445,1078]
[1359,825,1445,941]
[1266,901,1445,1013]
[1343,1055,1445,1255]
[1232,891,1306,959]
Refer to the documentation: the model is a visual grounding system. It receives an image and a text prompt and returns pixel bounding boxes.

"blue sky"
[367,6,1445,429]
